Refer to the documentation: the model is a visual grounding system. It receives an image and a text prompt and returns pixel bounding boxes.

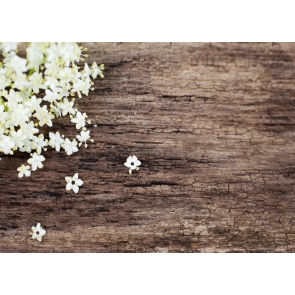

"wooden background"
[1,42,295,252]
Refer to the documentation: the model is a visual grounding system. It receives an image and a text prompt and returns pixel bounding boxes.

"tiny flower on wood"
[124,155,141,174]
[30,223,46,242]
[76,130,93,148]
[17,164,31,178]
[27,152,45,171]
[65,173,83,193]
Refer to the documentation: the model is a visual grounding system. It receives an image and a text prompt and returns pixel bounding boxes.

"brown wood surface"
[1,42,295,252]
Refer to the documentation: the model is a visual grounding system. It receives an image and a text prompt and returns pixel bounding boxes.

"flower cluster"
[0,42,103,177]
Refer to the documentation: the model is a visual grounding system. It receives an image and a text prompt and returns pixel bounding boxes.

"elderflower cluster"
[0,42,103,177]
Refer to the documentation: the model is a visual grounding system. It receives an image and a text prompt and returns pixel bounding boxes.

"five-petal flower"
[27,152,45,171]
[65,173,83,193]
[30,223,46,242]
[17,164,31,178]
[124,155,141,174]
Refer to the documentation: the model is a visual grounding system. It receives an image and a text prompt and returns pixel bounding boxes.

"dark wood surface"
[1,42,295,252]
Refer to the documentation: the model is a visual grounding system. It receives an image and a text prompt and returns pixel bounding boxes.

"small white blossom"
[30,223,46,242]
[31,134,48,155]
[62,138,78,155]
[76,130,91,147]
[0,135,15,154]
[0,42,18,53]
[33,105,54,127]
[24,95,42,112]
[57,98,75,116]
[124,155,141,174]
[17,165,31,178]
[71,111,86,129]
[43,88,62,103]
[27,152,45,171]
[91,62,104,79]
[20,121,39,140]
[28,72,45,93]
[26,43,44,70]
[5,55,27,75]
[48,131,64,152]
[71,79,89,98]
[65,173,83,193]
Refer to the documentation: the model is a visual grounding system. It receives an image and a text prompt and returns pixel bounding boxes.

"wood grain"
[1,42,295,252]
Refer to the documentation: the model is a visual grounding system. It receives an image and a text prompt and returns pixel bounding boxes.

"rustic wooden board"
[1,42,295,252]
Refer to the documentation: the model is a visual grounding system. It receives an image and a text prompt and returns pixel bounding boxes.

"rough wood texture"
[1,42,295,252]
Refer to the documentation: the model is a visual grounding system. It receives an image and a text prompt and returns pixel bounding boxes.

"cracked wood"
[1,42,295,252]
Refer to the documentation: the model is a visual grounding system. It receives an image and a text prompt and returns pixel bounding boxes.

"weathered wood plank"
[1,42,295,252]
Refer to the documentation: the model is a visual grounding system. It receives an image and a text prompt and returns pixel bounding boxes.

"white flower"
[20,121,39,140]
[0,42,18,53]
[91,62,104,79]
[62,138,78,155]
[31,134,48,155]
[71,111,86,129]
[5,55,28,75]
[28,72,45,93]
[57,98,75,116]
[124,155,141,174]
[44,76,59,90]
[33,105,54,127]
[65,173,83,193]
[30,223,46,242]
[24,95,42,112]
[76,130,91,147]
[27,152,45,171]
[0,67,11,90]
[43,88,62,103]
[0,135,15,154]
[17,164,31,178]
[26,43,45,70]
[48,131,64,152]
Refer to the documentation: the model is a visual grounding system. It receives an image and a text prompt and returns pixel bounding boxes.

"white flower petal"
[72,185,79,193]
[37,235,42,242]
[36,223,41,231]
[135,160,141,166]
[65,176,71,182]
[66,183,72,190]
[131,155,137,162]
[76,179,83,186]
[40,229,46,236]
[73,173,79,180]
[127,155,133,161]
[31,163,37,171]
